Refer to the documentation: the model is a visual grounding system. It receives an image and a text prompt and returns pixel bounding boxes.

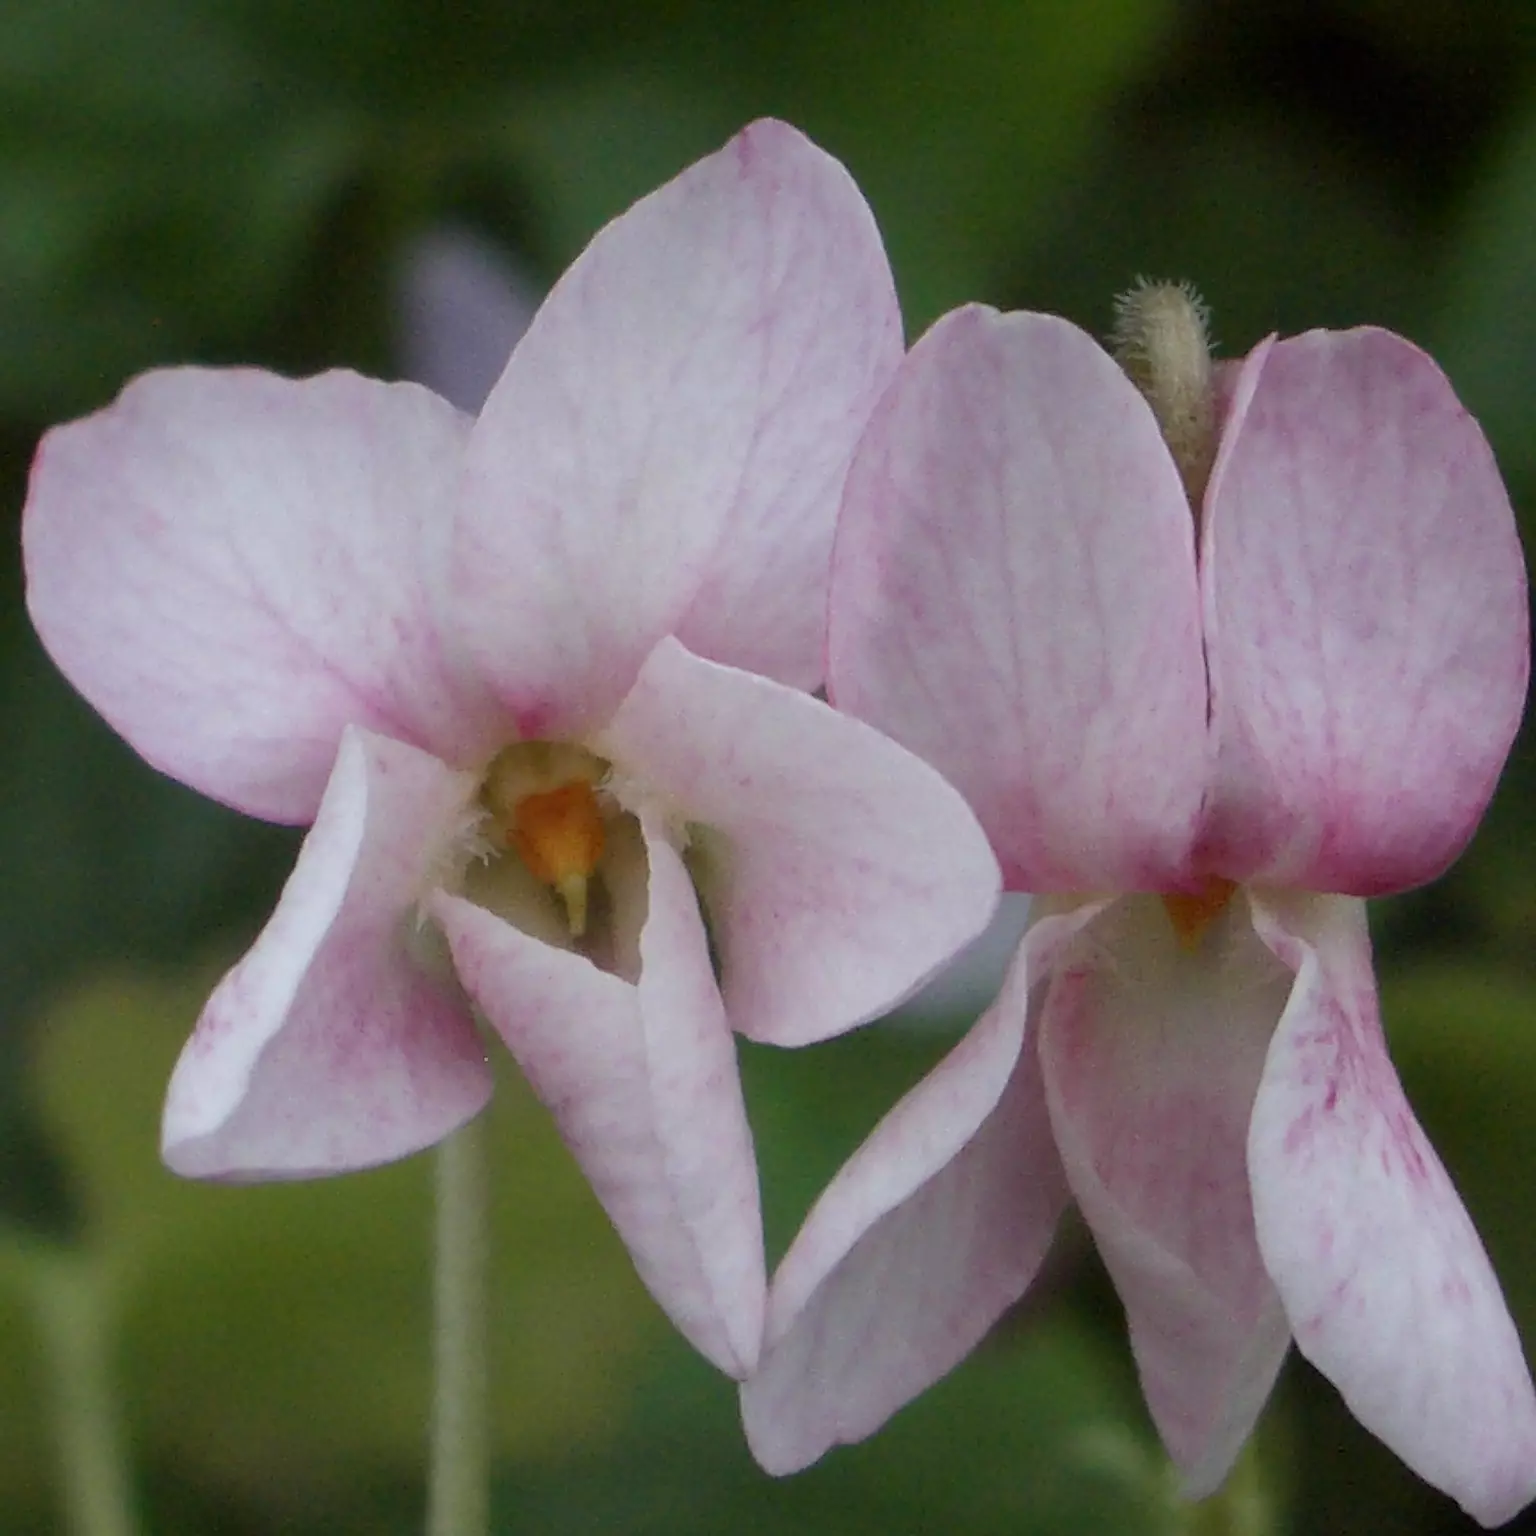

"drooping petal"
[452,121,900,737]
[24,369,502,824]
[1200,328,1529,893]
[162,727,492,1177]
[741,904,1098,1475]
[1037,894,1295,1493]
[597,638,1000,1048]
[828,304,1209,892]
[433,812,764,1376]
[1248,891,1536,1527]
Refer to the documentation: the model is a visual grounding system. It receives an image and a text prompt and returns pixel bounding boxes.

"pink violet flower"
[740,300,1536,1524]
[21,121,1001,1379]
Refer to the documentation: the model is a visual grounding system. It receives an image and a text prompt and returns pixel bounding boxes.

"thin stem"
[32,1254,143,1536]
[427,1112,491,1536]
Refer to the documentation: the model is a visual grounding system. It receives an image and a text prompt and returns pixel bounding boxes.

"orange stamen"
[1162,875,1237,951]
[509,781,605,936]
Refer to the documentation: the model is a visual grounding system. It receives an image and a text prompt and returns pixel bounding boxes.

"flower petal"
[162,727,492,1177]
[598,637,1001,1047]
[740,905,1097,1475]
[1037,894,1295,1494]
[1248,890,1536,1527]
[828,304,1209,891]
[1200,328,1529,893]
[24,369,502,824]
[433,812,764,1376]
[452,121,898,737]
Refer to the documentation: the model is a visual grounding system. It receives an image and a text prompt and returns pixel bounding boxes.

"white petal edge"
[162,726,492,1177]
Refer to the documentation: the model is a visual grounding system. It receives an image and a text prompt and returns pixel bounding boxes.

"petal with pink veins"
[433,811,764,1377]
[162,726,492,1177]
[598,637,1001,1048]
[24,370,502,824]
[1038,893,1295,1494]
[740,904,1100,1475]
[1200,328,1529,893]
[453,120,900,736]
[829,304,1209,892]
[1248,890,1536,1528]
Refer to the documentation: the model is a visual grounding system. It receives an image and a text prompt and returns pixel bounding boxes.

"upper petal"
[433,811,765,1377]
[828,305,1209,891]
[451,120,900,737]
[162,726,492,1177]
[597,637,1001,1048]
[1248,890,1536,1527]
[740,905,1097,1475]
[1037,893,1295,1494]
[1200,328,1529,892]
[24,369,503,824]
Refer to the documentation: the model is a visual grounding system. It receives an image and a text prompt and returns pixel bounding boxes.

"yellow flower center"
[481,743,609,936]
[1161,875,1237,950]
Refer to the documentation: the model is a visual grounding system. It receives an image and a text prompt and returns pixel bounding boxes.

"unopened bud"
[1110,279,1217,515]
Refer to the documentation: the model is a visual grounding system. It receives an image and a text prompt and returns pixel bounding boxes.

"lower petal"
[1038,894,1295,1494]
[597,637,1001,1047]
[433,811,764,1376]
[1248,891,1536,1528]
[162,727,492,1177]
[740,905,1098,1475]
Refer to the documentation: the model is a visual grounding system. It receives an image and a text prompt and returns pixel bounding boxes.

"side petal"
[828,304,1209,891]
[740,905,1098,1475]
[433,812,765,1377]
[162,727,492,1177]
[24,369,502,824]
[453,120,900,736]
[597,638,1001,1048]
[1038,894,1295,1494]
[1200,329,1529,892]
[1248,891,1536,1527]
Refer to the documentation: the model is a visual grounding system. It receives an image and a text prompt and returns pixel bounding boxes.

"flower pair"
[24,119,1536,1525]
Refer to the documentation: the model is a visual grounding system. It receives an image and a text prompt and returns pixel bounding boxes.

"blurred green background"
[2,0,1535,1530]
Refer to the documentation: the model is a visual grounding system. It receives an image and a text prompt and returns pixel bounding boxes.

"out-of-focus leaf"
[495,1311,1169,1535]
[499,0,1179,332]
[1437,106,1536,502]
[0,0,366,415]
[1021,109,1428,352]
[26,967,660,1508]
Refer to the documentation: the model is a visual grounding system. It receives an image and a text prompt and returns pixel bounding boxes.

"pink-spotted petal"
[452,121,898,738]
[740,905,1098,1475]
[433,812,764,1376]
[829,305,1209,891]
[1038,894,1295,1493]
[24,370,502,824]
[162,727,491,1177]
[1248,891,1536,1527]
[1200,328,1529,892]
[598,638,1000,1048]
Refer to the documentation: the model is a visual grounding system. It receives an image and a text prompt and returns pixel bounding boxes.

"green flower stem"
[1173,1439,1281,1536]
[427,1111,491,1536]
[32,1253,142,1536]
